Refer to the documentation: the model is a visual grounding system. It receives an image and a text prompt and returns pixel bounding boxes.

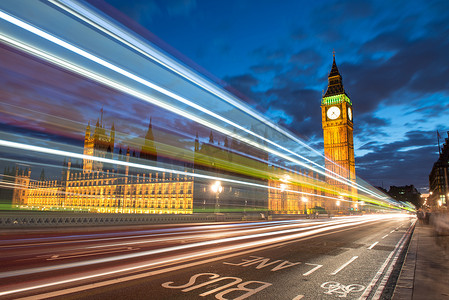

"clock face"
[348,107,352,121]
[327,106,341,120]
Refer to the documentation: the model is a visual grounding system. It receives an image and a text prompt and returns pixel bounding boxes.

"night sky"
[100,0,449,192]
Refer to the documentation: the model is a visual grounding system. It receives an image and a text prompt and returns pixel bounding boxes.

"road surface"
[0,214,414,299]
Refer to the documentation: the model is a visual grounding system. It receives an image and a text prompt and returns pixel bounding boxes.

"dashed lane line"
[330,256,358,275]
[368,242,379,250]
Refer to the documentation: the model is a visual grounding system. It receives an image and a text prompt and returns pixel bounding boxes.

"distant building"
[388,185,421,208]
[11,112,194,214]
[429,131,449,207]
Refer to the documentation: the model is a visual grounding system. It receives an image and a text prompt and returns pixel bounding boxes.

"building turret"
[194,132,199,151]
[209,131,214,144]
[83,110,115,173]
[140,118,157,162]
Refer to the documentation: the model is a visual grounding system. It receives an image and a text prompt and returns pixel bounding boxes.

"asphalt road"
[0,214,415,300]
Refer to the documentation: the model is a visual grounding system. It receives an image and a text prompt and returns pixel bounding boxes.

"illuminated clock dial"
[327,106,341,120]
[348,107,352,121]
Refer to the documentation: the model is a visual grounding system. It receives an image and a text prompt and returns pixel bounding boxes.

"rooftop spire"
[324,53,346,98]
[328,53,341,78]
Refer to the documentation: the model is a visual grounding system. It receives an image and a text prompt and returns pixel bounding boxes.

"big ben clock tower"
[321,54,356,199]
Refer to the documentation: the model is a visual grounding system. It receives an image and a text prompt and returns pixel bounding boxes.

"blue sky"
[99,0,449,192]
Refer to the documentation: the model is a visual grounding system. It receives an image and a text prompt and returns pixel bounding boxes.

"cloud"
[250,63,283,74]
[356,129,438,188]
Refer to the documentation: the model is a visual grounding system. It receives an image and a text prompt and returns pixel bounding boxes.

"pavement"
[393,222,449,299]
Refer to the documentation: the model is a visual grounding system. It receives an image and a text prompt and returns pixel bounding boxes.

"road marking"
[360,219,416,299]
[292,295,304,300]
[321,281,365,297]
[372,223,415,299]
[161,272,271,299]
[368,241,379,250]
[381,234,389,239]
[1,219,367,280]
[303,263,323,276]
[4,221,379,298]
[223,256,301,272]
[390,230,395,233]
[330,256,358,275]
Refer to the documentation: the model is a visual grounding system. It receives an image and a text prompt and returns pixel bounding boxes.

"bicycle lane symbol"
[321,281,365,298]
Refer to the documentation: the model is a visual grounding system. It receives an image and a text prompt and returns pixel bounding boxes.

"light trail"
[50,0,328,163]
[0,139,366,205]
[0,215,406,297]
[0,7,392,202]
[0,219,325,249]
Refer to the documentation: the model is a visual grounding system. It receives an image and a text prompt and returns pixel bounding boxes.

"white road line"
[372,221,416,300]
[3,221,375,298]
[0,219,367,280]
[381,234,389,239]
[330,256,358,275]
[292,295,304,300]
[368,241,379,250]
[390,230,395,233]
[302,263,323,276]
[360,219,416,299]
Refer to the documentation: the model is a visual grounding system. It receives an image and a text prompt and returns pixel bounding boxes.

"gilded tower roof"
[324,55,347,98]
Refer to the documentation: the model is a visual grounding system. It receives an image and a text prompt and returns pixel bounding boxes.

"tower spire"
[209,131,214,144]
[324,54,346,98]
[194,132,199,151]
[140,117,157,161]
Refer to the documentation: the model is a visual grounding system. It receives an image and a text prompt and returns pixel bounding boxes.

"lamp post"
[280,183,287,213]
[302,197,308,216]
[211,181,223,214]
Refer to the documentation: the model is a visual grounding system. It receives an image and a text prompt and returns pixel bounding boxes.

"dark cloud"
[251,47,288,61]
[222,74,259,99]
[250,63,283,74]
[356,130,438,189]
[290,49,322,64]
[265,87,322,138]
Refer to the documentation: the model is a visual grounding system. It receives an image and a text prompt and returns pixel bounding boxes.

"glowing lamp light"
[336,200,340,206]
[438,200,442,207]
[280,183,287,191]
[211,181,223,193]
[302,197,308,203]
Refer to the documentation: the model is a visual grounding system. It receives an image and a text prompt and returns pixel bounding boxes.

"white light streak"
[0,216,389,296]
[0,8,391,201]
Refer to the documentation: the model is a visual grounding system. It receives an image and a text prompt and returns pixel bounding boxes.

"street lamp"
[302,197,308,215]
[280,183,287,191]
[211,181,223,213]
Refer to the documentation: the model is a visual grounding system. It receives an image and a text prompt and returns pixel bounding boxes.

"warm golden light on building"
[321,54,357,209]
[12,114,194,214]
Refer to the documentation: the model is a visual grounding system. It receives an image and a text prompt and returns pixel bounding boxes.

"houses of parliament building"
[11,116,195,214]
[7,56,355,215]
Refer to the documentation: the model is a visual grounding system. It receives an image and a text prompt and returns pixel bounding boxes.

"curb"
[392,224,418,299]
